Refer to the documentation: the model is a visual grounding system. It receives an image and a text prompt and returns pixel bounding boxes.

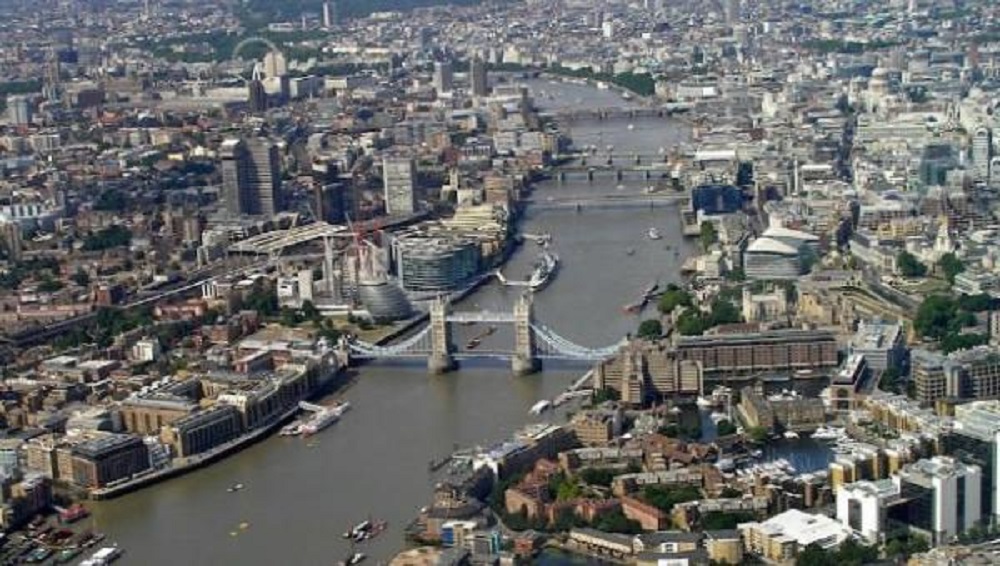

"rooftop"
[902,456,979,481]
[746,509,851,550]
[762,225,820,242]
[745,237,800,256]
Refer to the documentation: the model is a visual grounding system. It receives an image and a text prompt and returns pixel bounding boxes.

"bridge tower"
[428,297,455,374]
[511,294,540,375]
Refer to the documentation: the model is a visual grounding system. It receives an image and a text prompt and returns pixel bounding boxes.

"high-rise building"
[433,61,454,95]
[382,157,417,215]
[263,51,288,79]
[0,220,22,262]
[894,456,982,545]
[724,0,740,24]
[220,138,282,217]
[469,57,488,97]
[912,345,1000,405]
[973,127,993,182]
[946,400,1000,525]
[7,95,31,126]
[247,64,268,114]
[323,1,337,28]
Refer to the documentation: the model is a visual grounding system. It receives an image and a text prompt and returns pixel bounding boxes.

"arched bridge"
[345,296,623,375]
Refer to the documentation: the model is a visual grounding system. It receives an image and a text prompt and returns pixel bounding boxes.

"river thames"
[87,80,700,565]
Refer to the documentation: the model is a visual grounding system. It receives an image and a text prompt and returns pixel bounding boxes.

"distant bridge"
[543,106,692,122]
[524,192,688,211]
[345,295,624,375]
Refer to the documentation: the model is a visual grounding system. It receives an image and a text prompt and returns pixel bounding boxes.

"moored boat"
[300,402,350,437]
[529,251,559,291]
[530,400,551,415]
[80,546,121,566]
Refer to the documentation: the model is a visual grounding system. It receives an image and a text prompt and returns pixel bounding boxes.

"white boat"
[647,227,662,240]
[528,252,558,291]
[226,483,244,493]
[279,422,302,436]
[627,123,635,130]
[811,426,843,441]
[300,402,350,437]
[783,431,799,439]
[343,520,370,539]
[710,411,728,424]
[696,396,714,408]
[81,546,121,566]
[530,400,551,415]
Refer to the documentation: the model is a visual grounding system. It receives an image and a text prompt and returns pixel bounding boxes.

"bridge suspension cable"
[530,323,623,360]
[347,325,432,358]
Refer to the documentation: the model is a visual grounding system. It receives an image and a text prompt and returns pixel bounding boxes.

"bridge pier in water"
[428,298,455,374]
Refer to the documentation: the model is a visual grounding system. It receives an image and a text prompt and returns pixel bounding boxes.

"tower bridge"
[344,296,623,375]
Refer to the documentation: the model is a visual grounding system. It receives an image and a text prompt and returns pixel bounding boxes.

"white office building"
[383,157,417,215]
[972,127,992,182]
[7,95,31,126]
[836,479,901,543]
[896,456,981,545]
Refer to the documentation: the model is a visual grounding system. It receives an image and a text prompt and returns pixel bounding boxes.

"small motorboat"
[227,483,245,493]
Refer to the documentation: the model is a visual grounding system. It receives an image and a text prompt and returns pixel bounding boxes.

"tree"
[71,268,90,288]
[37,276,63,293]
[879,367,905,394]
[592,509,643,534]
[642,485,701,513]
[795,544,836,566]
[280,307,304,327]
[914,295,961,339]
[716,419,738,436]
[724,267,746,282]
[941,332,988,354]
[938,253,965,284]
[957,293,995,312]
[637,319,663,340]
[82,225,132,251]
[676,308,706,336]
[707,298,741,326]
[301,300,320,322]
[700,221,718,251]
[885,534,929,558]
[243,283,278,316]
[591,388,620,404]
[747,426,769,444]
[896,251,927,278]
[579,468,616,488]
[658,285,692,314]
[701,511,755,530]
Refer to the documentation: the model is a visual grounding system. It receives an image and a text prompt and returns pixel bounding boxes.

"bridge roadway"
[523,191,688,210]
[542,106,693,122]
[446,311,515,323]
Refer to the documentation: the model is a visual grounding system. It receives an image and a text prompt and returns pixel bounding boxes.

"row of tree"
[896,251,964,283]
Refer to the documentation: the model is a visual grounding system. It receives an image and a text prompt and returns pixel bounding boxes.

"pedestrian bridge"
[345,296,623,375]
